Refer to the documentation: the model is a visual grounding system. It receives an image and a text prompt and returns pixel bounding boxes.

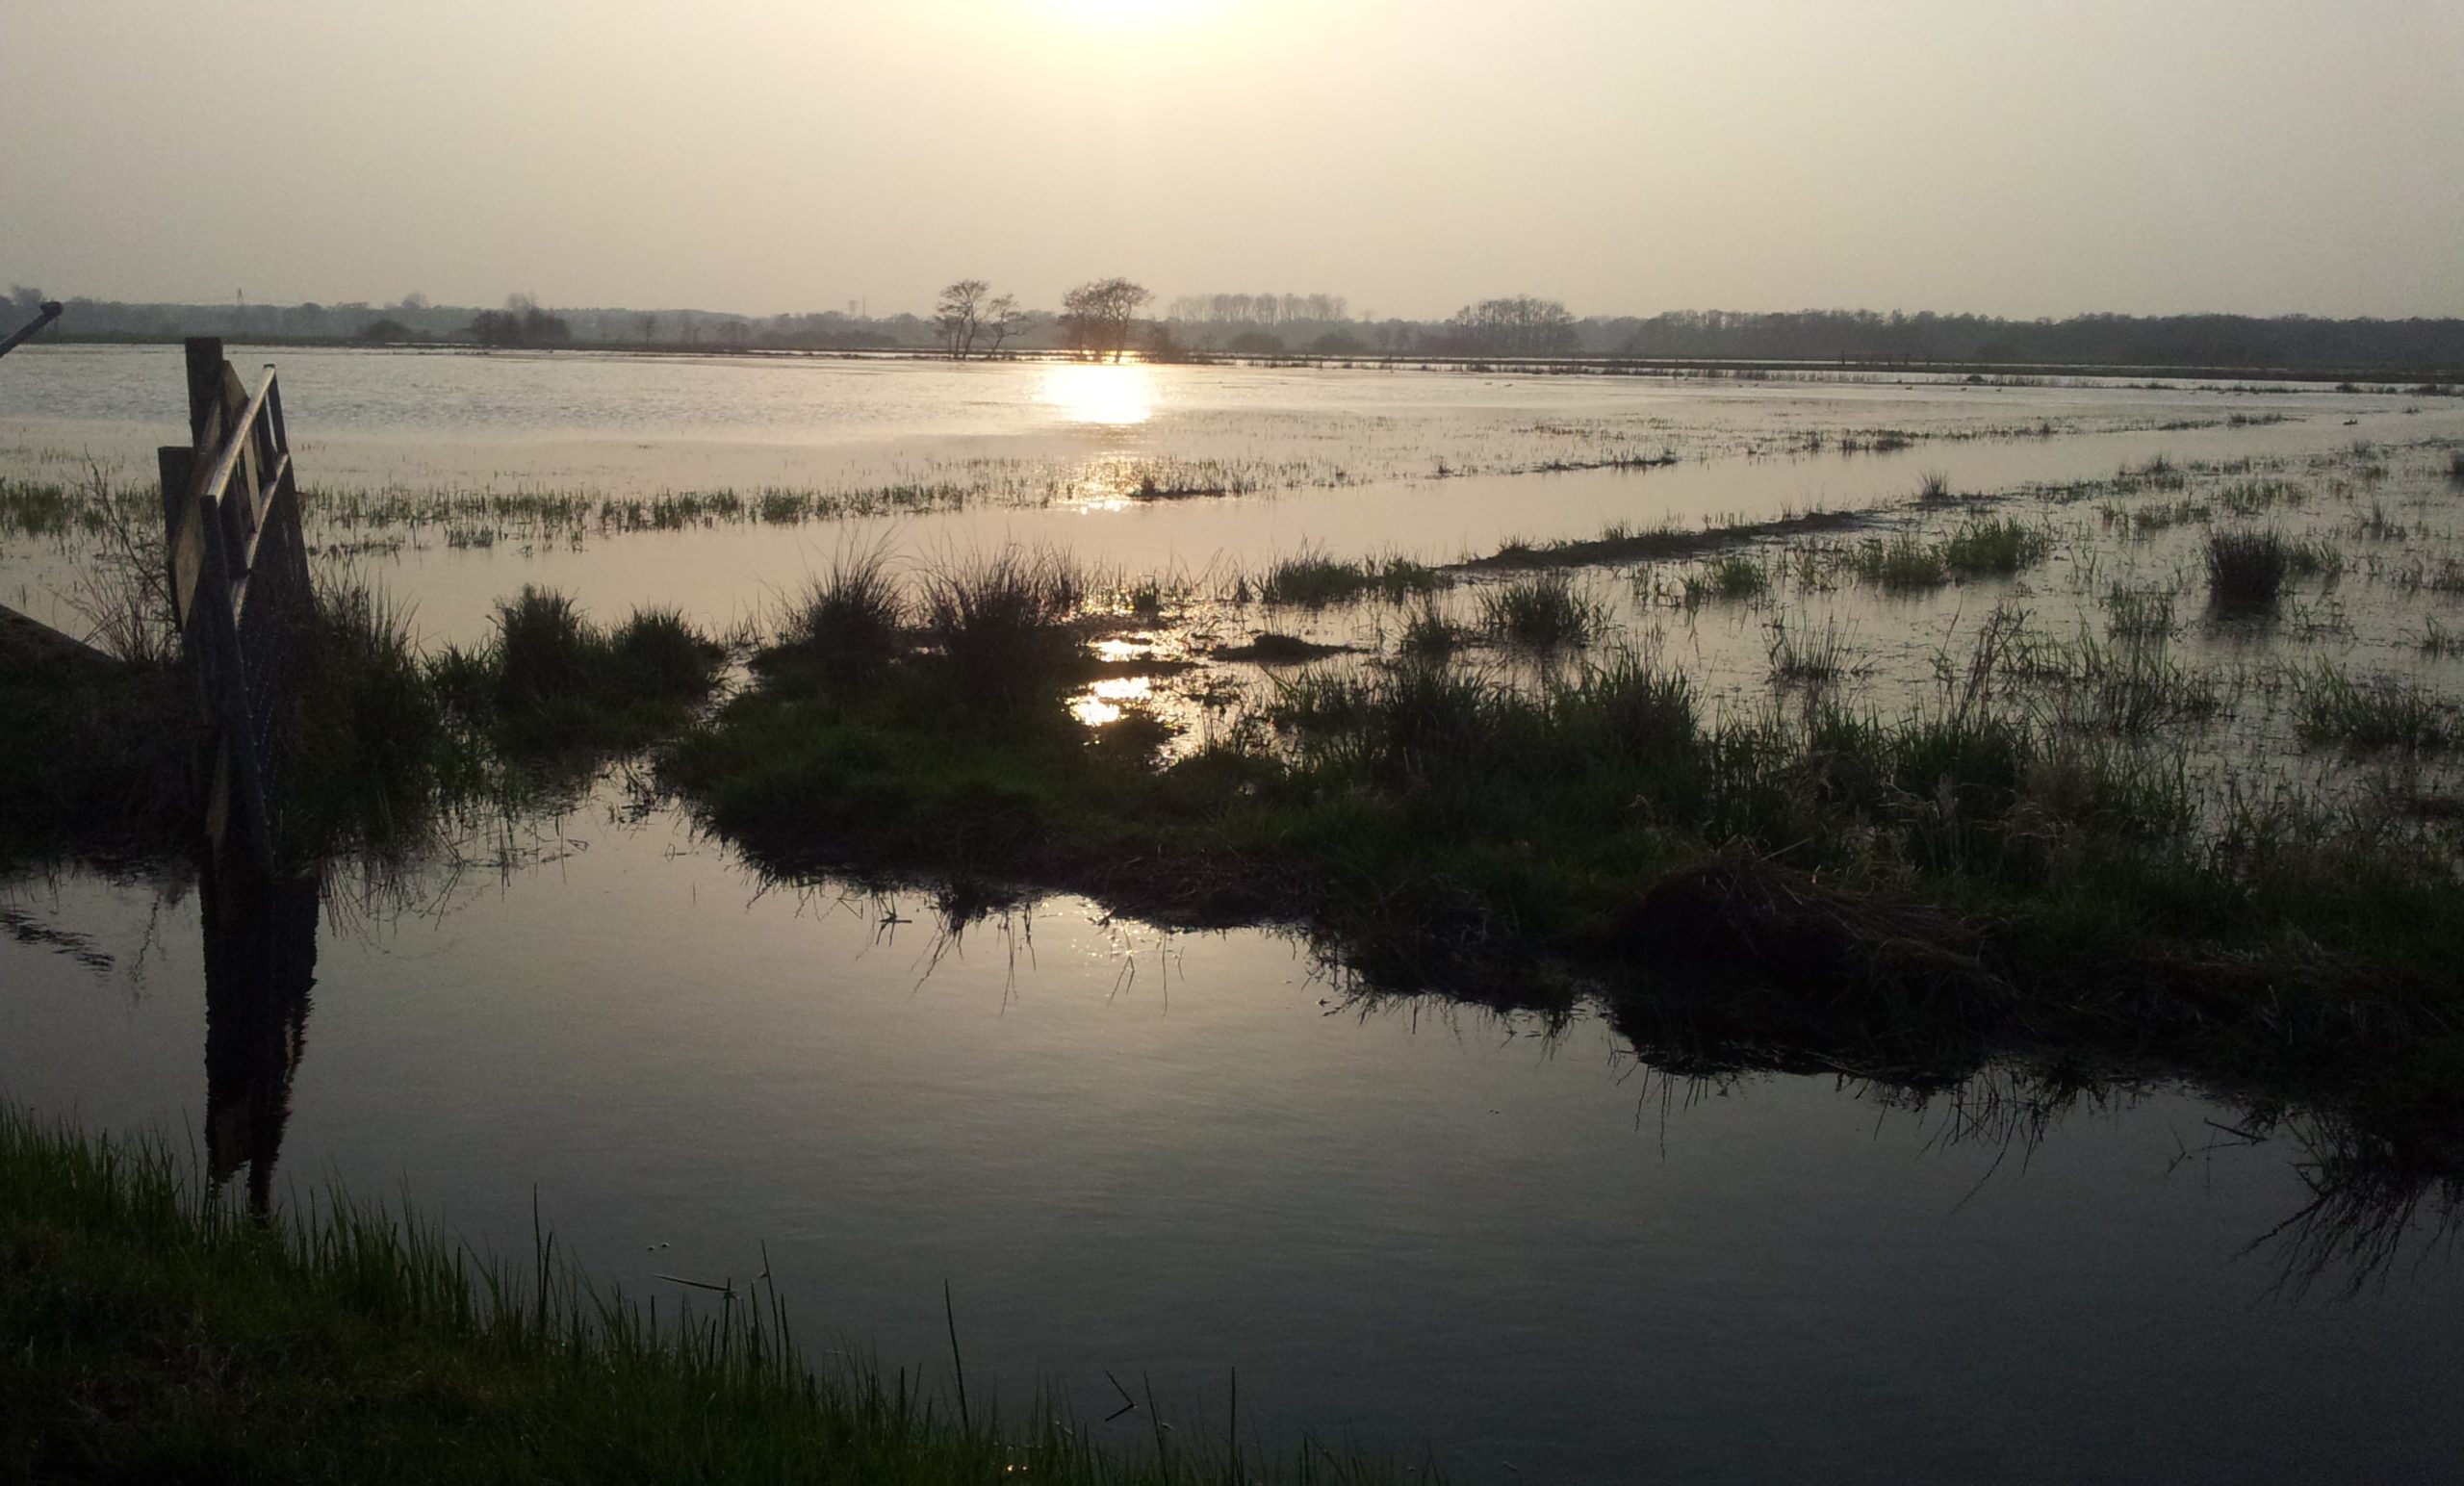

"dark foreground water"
[5,789,2458,1485]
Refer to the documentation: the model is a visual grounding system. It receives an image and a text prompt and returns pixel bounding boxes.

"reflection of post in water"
[201,859,319,1215]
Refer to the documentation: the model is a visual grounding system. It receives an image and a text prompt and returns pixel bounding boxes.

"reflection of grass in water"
[663,567,2464,1182]
[0,1109,1381,1486]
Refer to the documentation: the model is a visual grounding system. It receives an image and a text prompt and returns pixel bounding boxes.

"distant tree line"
[11,279,2462,372]
[1586,309,2464,372]
[1165,292,1349,324]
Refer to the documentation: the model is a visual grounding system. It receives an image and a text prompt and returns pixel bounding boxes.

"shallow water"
[4,347,2463,1480]
[6,345,2453,647]
[4,794,2459,1486]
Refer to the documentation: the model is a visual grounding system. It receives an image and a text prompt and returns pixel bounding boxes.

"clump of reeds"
[1765,613,1854,685]
[1256,551,1444,606]
[2292,662,2455,752]
[60,468,179,666]
[1914,469,1954,504]
[1939,517,2050,576]
[1398,599,1466,658]
[289,574,465,853]
[435,586,726,753]
[783,547,906,684]
[1682,552,1768,605]
[1845,533,1948,591]
[2204,528,2292,608]
[922,548,1086,704]
[1478,572,1605,648]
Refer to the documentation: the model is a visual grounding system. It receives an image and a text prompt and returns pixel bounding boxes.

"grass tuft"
[1478,573,1606,648]
[1845,533,1948,591]
[2205,528,2292,608]
[2293,663,2455,752]
[922,549,1087,705]
[782,547,907,686]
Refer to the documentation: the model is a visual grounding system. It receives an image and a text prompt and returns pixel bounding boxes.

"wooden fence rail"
[158,337,314,871]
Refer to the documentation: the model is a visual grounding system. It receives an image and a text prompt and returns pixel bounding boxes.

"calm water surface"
[4,792,2459,1485]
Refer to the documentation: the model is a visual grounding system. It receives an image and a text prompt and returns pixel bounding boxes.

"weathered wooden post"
[157,337,315,871]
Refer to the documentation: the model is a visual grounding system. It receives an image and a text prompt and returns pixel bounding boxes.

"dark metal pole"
[0,301,64,359]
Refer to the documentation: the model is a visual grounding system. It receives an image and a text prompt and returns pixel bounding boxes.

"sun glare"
[1040,363,1159,426]
[1044,0,1206,33]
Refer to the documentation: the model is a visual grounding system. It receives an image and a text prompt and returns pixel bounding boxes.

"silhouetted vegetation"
[0,1110,1407,1486]
[433,588,726,756]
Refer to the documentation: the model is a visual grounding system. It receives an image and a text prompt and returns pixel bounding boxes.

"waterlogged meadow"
[6,346,2464,1483]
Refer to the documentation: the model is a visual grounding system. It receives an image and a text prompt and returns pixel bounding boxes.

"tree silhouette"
[1060,277,1152,362]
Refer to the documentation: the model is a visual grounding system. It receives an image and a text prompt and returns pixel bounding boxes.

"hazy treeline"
[1588,309,2464,371]
[11,283,2461,372]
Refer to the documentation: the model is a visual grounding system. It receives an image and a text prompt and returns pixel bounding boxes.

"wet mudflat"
[4,346,2462,1482]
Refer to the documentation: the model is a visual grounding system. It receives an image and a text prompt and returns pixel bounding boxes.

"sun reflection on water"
[1069,675,1153,727]
[1040,363,1159,426]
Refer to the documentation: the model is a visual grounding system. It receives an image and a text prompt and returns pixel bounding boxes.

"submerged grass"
[0,1109,1407,1486]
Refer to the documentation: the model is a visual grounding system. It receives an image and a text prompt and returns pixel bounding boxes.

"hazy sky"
[6,0,2460,320]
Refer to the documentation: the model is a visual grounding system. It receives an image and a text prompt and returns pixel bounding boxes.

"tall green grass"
[0,1109,1407,1486]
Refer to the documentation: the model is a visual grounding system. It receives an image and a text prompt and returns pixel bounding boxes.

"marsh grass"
[1682,552,1769,605]
[2293,663,2455,752]
[1939,518,2052,576]
[0,1109,1399,1486]
[56,468,179,666]
[1398,599,1467,659]
[437,586,727,754]
[1477,573,1607,648]
[923,549,1089,705]
[1765,613,1856,686]
[1257,551,1445,606]
[2104,584,2176,641]
[2205,528,2293,608]
[1845,533,1949,591]
[286,575,473,856]
[781,545,907,685]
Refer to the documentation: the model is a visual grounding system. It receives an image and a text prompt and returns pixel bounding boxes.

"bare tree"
[982,294,1028,355]
[1060,277,1152,362]
[936,279,992,359]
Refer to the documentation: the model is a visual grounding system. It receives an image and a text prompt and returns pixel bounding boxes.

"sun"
[1045,0,1207,33]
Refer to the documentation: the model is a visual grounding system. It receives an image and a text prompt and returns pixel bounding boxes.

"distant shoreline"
[14,335,2464,387]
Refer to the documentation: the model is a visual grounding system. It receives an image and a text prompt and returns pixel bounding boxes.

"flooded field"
[5,346,2463,1482]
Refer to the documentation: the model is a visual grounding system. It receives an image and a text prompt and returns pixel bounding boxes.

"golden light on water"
[1040,363,1159,426]
[1070,676,1153,727]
